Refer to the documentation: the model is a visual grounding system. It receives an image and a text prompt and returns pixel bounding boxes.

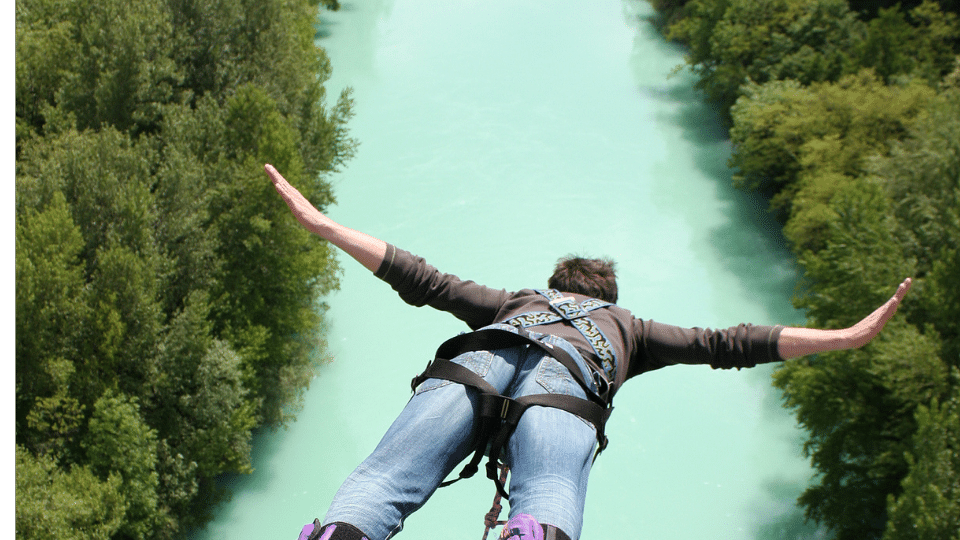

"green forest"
[652,0,960,538]
[15,0,354,538]
[14,0,960,539]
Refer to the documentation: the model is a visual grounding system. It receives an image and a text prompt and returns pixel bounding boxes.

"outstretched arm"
[265,164,387,273]
[777,278,912,360]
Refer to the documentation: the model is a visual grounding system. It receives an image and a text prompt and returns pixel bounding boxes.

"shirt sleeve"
[633,319,784,374]
[374,244,511,330]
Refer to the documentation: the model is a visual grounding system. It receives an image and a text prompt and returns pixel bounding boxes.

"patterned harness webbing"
[503,289,619,384]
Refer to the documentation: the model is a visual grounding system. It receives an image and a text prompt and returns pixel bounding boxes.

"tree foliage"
[16,446,127,540]
[15,0,356,536]
[729,72,935,223]
[658,0,960,538]
[84,393,162,540]
[668,0,865,112]
[776,91,960,540]
[859,2,960,85]
[883,383,960,540]
[668,0,959,114]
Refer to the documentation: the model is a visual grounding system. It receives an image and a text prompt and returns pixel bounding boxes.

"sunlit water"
[192,1,824,538]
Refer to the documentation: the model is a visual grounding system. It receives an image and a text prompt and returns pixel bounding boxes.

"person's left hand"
[845,277,912,348]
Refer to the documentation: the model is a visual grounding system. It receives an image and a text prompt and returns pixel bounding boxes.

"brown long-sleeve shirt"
[375,244,784,397]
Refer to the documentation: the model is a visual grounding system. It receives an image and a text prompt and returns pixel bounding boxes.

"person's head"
[547,256,618,303]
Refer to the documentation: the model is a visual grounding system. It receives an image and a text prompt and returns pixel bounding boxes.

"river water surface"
[194,1,823,538]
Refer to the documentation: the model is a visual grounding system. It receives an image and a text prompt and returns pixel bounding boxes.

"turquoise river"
[193,1,826,538]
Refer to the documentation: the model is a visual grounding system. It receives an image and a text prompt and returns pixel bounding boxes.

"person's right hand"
[265,164,334,237]
[265,164,387,272]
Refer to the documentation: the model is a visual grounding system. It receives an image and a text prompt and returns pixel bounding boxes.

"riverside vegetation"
[652,0,960,539]
[15,0,355,538]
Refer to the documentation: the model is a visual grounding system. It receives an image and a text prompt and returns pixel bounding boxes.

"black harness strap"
[411,326,614,499]
[483,392,611,498]
[414,327,609,405]
[415,357,508,488]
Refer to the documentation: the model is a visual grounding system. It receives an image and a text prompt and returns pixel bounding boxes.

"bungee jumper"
[264,164,912,540]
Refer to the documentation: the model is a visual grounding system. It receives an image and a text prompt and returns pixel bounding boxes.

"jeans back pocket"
[413,350,495,395]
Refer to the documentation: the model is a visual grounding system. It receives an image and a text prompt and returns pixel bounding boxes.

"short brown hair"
[547,256,618,303]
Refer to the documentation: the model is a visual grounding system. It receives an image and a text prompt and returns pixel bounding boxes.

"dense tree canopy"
[659,1,960,538]
[666,0,958,114]
[15,0,356,537]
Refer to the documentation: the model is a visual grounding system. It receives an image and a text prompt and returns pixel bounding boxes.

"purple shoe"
[298,519,322,540]
[500,514,544,540]
[298,520,369,540]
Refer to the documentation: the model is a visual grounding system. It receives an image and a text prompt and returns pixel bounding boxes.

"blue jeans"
[322,325,600,540]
